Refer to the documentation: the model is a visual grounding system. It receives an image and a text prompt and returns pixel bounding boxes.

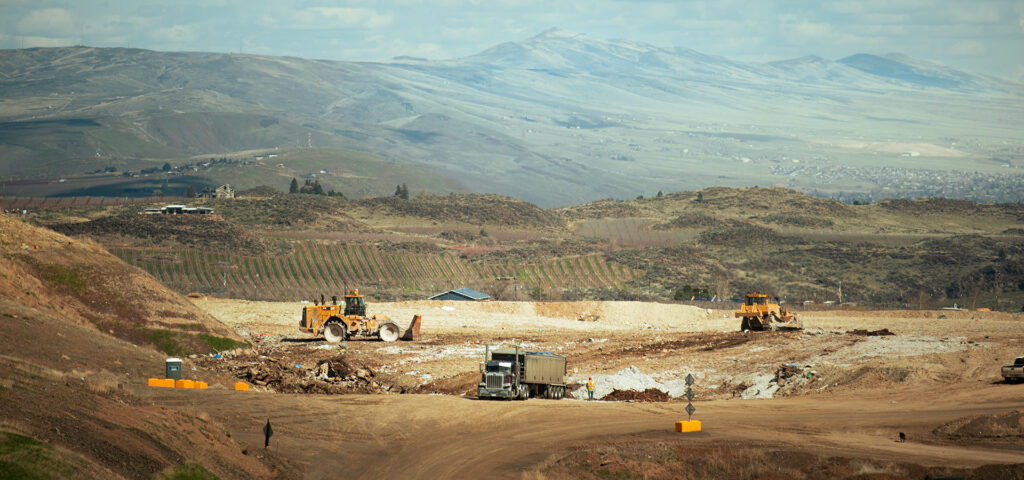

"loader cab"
[745,294,768,306]
[344,290,366,316]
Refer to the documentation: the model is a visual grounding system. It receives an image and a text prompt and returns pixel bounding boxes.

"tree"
[185,185,196,198]
[696,191,704,202]
[289,178,299,194]
[656,190,663,197]
[162,162,171,172]
[312,181,325,195]
[394,183,410,200]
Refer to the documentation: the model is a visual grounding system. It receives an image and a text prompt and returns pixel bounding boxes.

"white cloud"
[949,40,985,56]
[150,25,196,44]
[16,8,75,35]
[405,42,442,57]
[6,34,77,48]
[825,0,931,14]
[792,22,833,38]
[952,5,1001,24]
[1014,65,1024,82]
[290,7,393,30]
[442,27,484,41]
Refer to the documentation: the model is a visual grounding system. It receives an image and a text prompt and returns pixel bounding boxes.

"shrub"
[199,334,247,352]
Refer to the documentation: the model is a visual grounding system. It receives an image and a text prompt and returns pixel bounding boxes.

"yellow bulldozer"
[299,289,421,343]
[735,292,802,331]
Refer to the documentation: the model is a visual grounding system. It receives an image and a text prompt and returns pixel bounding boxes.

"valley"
[2,30,1023,206]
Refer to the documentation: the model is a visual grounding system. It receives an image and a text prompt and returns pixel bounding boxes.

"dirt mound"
[848,328,895,336]
[0,214,242,356]
[215,350,396,394]
[0,283,284,478]
[555,200,644,221]
[601,388,670,402]
[934,410,1024,441]
[357,194,563,228]
[623,332,754,354]
[49,213,284,256]
[652,213,745,230]
[538,439,1014,480]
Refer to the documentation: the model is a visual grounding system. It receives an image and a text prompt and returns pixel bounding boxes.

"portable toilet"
[165,358,182,380]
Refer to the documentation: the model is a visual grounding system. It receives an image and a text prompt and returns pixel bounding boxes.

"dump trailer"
[478,347,566,400]
[298,289,421,343]
[736,292,802,331]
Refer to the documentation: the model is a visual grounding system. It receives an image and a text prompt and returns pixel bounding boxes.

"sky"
[2,0,1023,80]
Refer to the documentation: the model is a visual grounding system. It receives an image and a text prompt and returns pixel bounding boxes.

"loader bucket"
[401,314,422,341]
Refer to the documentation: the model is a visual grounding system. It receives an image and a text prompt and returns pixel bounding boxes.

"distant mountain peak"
[530,27,582,40]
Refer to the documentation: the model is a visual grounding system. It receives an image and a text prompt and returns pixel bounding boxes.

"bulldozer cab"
[344,290,366,316]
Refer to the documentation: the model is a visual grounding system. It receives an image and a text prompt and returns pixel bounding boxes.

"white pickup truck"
[1002,357,1024,383]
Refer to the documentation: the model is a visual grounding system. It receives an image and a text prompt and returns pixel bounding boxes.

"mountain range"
[1,28,1021,206]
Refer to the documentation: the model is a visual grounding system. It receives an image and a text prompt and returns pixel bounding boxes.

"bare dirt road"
[163,298,1024,478]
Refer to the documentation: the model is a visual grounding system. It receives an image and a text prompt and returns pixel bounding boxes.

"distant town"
[772,164,1024,204]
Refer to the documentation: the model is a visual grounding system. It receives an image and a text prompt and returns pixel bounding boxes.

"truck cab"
[1002,356,1024,383]
[478,360,517,399]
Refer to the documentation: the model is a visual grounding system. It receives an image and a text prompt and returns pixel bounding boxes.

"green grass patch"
[146,330,189,356]
[37,264,87,294]
[152,463,220,480]
[0,431,86,480]
[198,334,247,353]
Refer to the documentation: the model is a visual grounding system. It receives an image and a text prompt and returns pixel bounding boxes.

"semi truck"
[477,346,566,400]
[1002,356,1024,383]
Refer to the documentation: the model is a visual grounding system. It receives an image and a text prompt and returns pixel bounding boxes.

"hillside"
[1,30,1022,206]
[16,187,1024,310]
[0,214,287,478]
[0,213,244,354]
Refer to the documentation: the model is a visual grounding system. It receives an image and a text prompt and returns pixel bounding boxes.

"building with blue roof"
[429,287,491,301]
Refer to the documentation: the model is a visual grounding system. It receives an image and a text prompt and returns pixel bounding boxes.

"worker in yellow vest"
[586,377,595,401]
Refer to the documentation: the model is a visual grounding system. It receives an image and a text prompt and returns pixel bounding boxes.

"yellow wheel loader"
[735,292,802,331]
[299,289,421,343]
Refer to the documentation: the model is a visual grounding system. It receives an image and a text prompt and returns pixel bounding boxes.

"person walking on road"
[587,377,595,401]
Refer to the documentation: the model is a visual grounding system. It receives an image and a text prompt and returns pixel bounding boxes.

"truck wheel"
[323,322,345,344]
[519,387,529,401]
[378,322,400,342]
[740,318,750,331]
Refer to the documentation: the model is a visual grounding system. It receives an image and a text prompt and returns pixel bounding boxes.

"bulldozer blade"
[401,314,422,341]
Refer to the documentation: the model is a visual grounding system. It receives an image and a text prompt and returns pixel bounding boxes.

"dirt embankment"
[0,215,242,351]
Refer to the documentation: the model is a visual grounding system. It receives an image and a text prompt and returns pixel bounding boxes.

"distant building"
[196,184,234,199]
[146,204,214,215]
[429,288,490,301]
[215,184,234,198]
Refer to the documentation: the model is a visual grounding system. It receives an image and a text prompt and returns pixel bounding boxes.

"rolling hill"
[18,186,1024,310]
[1,29,1022,206]
[0,213,279,478]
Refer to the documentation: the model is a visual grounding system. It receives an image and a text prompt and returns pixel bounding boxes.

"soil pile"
[0,216,289,478]
[934,410,1024,442]
[217,351,396,395]
[0,214,242,354]
[602,388,670,402]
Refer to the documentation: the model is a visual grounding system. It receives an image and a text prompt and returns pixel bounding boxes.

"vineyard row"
[111,241,637,301]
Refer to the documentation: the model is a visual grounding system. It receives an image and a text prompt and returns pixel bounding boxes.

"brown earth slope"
[1,214,242,352]
[0,214,287,479]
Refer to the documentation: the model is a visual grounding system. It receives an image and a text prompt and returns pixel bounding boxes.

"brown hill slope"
[0,213,242,356]
[0,214,287,478]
